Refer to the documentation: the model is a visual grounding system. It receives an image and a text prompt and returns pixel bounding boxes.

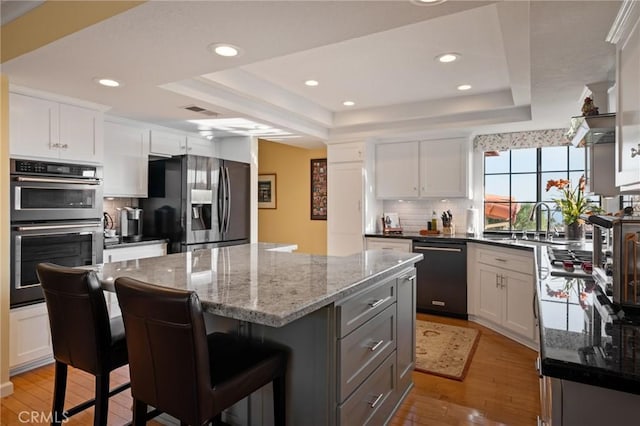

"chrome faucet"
[528,202,553,241]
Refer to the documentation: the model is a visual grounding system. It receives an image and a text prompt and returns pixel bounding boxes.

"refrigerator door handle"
[224,166,231,233]
[217,167,225,233]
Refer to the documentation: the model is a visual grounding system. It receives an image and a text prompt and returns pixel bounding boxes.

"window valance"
[473,128,568,152]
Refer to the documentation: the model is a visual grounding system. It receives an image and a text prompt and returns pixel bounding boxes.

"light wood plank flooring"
[1,314,539,425]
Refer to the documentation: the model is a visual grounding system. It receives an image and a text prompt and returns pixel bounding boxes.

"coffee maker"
[120,207,143,242]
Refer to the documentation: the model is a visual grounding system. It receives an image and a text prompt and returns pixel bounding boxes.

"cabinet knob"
[631,144,640,158]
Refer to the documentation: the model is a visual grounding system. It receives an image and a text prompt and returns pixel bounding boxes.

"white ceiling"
[0,0,622,149]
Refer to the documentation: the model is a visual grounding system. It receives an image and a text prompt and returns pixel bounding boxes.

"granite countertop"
[535,244,640,395]
[99,242,422,328]
[365,232,546,252]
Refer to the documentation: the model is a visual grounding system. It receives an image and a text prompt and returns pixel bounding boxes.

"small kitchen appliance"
[120,207,143,242]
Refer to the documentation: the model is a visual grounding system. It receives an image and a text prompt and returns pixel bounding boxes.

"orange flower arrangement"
[545,175,597,224]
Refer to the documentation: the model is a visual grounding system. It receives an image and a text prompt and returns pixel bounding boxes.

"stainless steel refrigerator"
[142,155,250,253]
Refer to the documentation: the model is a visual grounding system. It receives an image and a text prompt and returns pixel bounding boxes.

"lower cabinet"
[9,303,53,373]
[469,244,537,349]
[365,237,412,253]
[335,267,415,425]
[103,242,167,318]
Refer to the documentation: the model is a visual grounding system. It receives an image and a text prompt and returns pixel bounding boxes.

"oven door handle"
[15,222,102,231]
[15,176,101,185]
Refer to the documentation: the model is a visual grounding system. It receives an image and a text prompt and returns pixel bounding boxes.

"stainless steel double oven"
[10,159,104,307]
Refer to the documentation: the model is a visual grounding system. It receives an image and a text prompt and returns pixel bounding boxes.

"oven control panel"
[11,159,98,178]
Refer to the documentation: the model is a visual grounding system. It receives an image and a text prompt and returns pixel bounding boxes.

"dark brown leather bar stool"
[114,277,287,426]
[36,263,130,426]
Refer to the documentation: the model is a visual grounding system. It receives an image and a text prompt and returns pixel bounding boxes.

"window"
[484,146,599,233]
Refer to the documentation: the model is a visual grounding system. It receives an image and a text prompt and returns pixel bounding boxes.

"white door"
[375,141,419,199]
[9,92,59,159]
[502,269,535,339]
[58,103,103,163]
[476,264,502,324]
[328,162,363,256]
[149,130,187,156]
[103,121,149,197]
[419,138,468,197]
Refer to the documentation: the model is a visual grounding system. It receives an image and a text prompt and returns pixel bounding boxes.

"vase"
[564,222,585,240]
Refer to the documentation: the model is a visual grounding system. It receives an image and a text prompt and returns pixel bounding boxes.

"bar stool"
[36,263,130,426]
[114,277,287,426]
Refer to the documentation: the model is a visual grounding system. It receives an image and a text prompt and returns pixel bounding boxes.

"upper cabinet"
[375,141,420,198]
[149,129,187,156]
[612,1,640,188]
[9,92,103,164]
[103,121,149,198]
[186,136,217,157]
[419,138,470,198]
[149,131,217,157]
[375,138,470,199]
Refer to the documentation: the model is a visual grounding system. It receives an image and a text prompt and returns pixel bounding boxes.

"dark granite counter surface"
[535,244,640,395]
[368,232,640,395]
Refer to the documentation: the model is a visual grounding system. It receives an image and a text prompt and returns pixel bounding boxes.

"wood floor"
[1,314,539,425]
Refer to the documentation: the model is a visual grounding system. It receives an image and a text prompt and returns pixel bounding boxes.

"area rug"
[414,320,480,381]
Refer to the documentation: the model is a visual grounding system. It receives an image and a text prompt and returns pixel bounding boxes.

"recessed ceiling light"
[305,80,319,87]
[435,53,460,63]
[343,101,355,107]
[412,0,448,5]
[94,78,121,87]
[209,43,241,57]
[457,84,472,91]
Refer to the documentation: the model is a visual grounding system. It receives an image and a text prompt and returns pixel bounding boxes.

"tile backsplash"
[103,198,140,232]
[382,199,477,234]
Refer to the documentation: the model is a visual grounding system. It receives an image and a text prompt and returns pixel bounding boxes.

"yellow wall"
[258,140,327,255]
[1,75,11,395]
[1,1,144,63]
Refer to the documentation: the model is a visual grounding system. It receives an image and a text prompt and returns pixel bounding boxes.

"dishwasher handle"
[413,246,462,253]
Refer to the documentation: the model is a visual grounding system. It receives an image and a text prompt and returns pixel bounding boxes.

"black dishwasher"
[413,241,467,319]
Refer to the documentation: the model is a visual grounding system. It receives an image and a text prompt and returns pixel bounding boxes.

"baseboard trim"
[9,356,54,377]
[1,380,15,397]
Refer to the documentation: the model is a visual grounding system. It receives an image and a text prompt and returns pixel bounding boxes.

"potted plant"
[545,175,599,239]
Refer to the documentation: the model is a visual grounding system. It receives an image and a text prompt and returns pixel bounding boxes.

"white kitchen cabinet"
[469,244,536,348]
[374,138,470,199]
[328,161,364,256]
[611,1,640,188]
[149,129,188,156]
[365,237,412,253]
[187,136,217,157]
[9,92,104,164]
[9,303,53,372]
[103,242,167,317]
[328,141,364,163]
[419,138,470,198]
[103,121,149,197]
[375,141,419,199]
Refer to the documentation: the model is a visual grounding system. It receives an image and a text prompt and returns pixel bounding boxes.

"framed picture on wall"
[310,158,327,220]
[258,174,277,209]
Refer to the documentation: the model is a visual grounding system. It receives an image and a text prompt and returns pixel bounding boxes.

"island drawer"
[338,351,396,426]
[336,276,396,337]
[337,304,396,401]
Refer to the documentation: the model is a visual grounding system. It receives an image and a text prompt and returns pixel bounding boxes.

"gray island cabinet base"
[99,243,421,425]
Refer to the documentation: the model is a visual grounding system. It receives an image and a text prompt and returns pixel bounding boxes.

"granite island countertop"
[98,242,422,328]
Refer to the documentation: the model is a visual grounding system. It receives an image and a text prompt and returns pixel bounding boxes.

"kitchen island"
[99,242,422,425]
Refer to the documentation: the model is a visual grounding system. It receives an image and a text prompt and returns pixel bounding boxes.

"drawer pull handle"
[495,258,507,262]
[368,298,386,309]
[369,392,384,408]
[369,340,384,352]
